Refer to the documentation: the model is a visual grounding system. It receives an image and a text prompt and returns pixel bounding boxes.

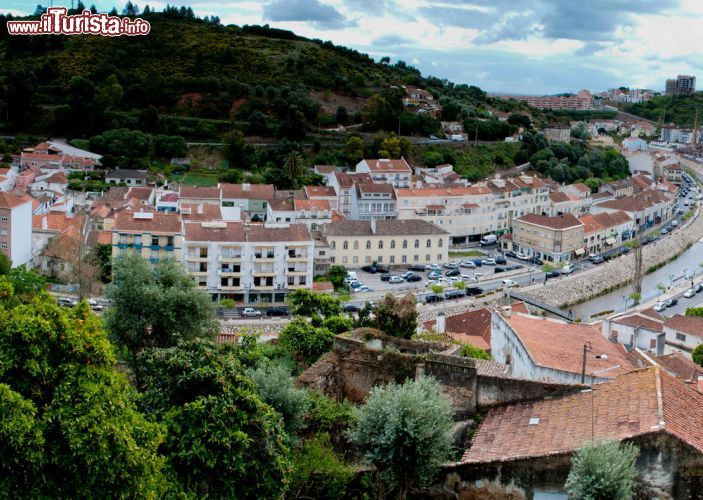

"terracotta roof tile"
[516,213,583,230]
[220,183,275,200]
[424,308,492,349]
[549,191,570,203]
[180,203,222,221]
[179,185,220,199]
[184,221,312,243]
[113,212,182,234]
[612,313,664,332]
[665,315,703,338]
[360,158,412,173]
[294,199,331,211]
[463,367,703,463]
[0,192,31,209]
[304,185,336,197]
[595,189,672,213]
[323,219,448,236]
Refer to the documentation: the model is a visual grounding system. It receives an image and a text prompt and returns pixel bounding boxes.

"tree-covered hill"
[625,93,703,128]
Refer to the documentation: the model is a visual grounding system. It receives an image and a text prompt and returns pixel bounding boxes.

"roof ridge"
[654,367,665,430]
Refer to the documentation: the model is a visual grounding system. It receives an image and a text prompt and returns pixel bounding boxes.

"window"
[676,333,687,342]
[0,216,7,222]
[199,247,207,258]
[402,255,407,263]
[0,243,6,249]
[414,239,419,248]
[353,256,358,263]
[167,236,174,247]
[413,255,419,262]
[152,237,160,247]
[353,241,359,250]
[342,256,348,263]
[343,240,348,250]
[378,240,383,249]
[438,253,442,261]
[366,240,371,250]
[426,254,430,261]
[331,257,336,263]
[426,239,431,248]
[402,240,408,249]
[390,255,395,263]
[288,276,295,285]
[390,240,396,249]
[438,239,443,248]
[299,277,306,285]
[365,256,371,263]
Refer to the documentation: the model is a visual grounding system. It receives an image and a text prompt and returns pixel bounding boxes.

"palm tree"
[283,151,306,179]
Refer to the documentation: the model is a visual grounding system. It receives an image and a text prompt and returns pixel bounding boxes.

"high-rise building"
[665,75,696,95]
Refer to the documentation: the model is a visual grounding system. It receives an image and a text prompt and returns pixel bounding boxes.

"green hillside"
[625,93,703,128]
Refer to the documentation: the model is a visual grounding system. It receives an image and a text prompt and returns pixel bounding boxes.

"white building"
[663,315,703,357]
[351,183,397,221]
[355,159,412,188]
[0,192,33,267]
[601,311,665,355]
[182,221,313,304]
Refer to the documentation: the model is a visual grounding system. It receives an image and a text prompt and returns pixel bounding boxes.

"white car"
[448,277,461,284]
[461,274,478,283]
[671,220,679,227]
[425,264,442,272]
[460,261,477,269]
[344,276,358,285]
[242,307,262,317]
[388,276,404,284]
[502,279,518,288]
[353,285,371,293]
[515,252,529,261]
[684,288,696,298]
[425,280,439,287]
[654,301,666,312]
[481,258,496,266]
[561,263,575,275]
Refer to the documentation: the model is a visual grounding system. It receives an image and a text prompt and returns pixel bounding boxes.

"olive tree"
[565,440,639,500]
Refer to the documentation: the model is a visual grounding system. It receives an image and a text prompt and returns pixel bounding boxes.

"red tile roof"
[595,189,672,213]
[294,199,331,211]
[113,212,182,234]
[424,308,492,350]
[220,183,275,200]
[304,185,336,198]
[184,221,312,243]
[516,213,583,230]
[502,313,635,378]
[180,203,222,221]
[612,313,664,332]
[44,171,69,184]
[665,315,703,338]
[549,192,570,203]
[179,185,220,200]
[361,158,412,173]
[463,367,703,463]
[0,192,31,209]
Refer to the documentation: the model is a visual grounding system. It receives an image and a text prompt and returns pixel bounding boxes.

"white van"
[480,234,497,246]
[346,271,358,281]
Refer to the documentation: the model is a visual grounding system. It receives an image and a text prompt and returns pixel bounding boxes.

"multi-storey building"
[395,175,549,244]
[351,183,397,221]
[578,211,634,255]
[507,213,585,262]
[665,75,695,96]
[326,171,371,217]
[355,159,412,188]
[0,192,33,267]
[182,221,313,304]
[322,219,448,267]
[111,211,183,264]
[591,189,674,231]
[220,183,275,220]
[498,90,592,110]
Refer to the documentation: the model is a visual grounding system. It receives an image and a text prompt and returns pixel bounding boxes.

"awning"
[605,237,616,245]
[574,248,586,256]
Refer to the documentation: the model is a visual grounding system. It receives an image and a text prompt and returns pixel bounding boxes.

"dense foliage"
[0,273,169,497]
[105,254,218,373]
[627,93,703,128]
[460,343,492,360]
[349,376,453,498]
[565,440,639,500]
[692,344,703,366]
[372,293,418,339]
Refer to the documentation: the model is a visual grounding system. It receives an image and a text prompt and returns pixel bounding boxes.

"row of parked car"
[57,297,104,311]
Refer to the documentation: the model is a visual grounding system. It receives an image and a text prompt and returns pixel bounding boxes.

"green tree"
[96,74,123,111]
[454,280,466,291]
[0,253,10,276]
[0,279,168,497]
[693,344,703,366]
[222,129,247,168]
[138,339,290,498]
[349,377,453,498]
[628,292,641,306]
[687,307,703,317]
[327,265,348,290]
[153,134,187,158]
[288,433,355,499]
[460,343,491,360]
[287,289,341,318]
[565,440,639,500]
[656,283,667,296]
[283,151,306,178]
[279,318,334,365]
[430,284,444,295]
[105,254,218,374]
[345,135,365,165]
[372,293,418,339]
[246,362,309,435]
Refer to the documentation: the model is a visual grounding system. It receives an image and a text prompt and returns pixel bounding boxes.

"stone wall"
[523,208,703,309]
[298,329,583,417]
[433,433,703,500]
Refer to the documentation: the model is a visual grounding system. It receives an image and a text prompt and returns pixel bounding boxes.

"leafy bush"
[305,390,356,439]
[460,343,492,360]
[279,318,334,365]
[693,344,703,367]
[565,440,639,500]
[288,433,356,499]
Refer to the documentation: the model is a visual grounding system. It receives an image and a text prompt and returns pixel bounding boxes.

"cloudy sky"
[5,0,703,94]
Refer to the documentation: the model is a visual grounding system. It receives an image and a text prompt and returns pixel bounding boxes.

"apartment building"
[665,75,695,96]
[220,183,275,220]
[111,211,183,263]
[355,159,412,188]
[578,211,634,255]
[591,189,674,230]
[498,90,593,110]
[0,192,33,267]
[322,219,448,267]
[326,171,372,216]
[304,185,338,210]
[395,175,549,244]
[507,213,584,262]
[350,183,397,221]
[182,221,313,304]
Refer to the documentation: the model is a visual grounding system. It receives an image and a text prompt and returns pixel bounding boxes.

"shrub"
[565,440,639,500]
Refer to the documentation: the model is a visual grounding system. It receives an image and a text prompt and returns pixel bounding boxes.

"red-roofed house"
[456,367,703,498]
[602,311,665,355]
[423,308,492,351]
[510,213,585,262]
[664,315,703,356]
[492,309,636,384]
[355,158,412,187]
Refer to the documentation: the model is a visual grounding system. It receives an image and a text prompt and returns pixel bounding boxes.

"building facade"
[355,159,412,188]
[111,211,183,264]
[508,213,585,262]
[0,192,33,267]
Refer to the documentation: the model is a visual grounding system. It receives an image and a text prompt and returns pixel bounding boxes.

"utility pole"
[632,236,643,305]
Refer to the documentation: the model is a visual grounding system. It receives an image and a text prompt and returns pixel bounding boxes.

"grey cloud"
[372,34,413,47]
[263,0,354,29]
[418,5,495,29]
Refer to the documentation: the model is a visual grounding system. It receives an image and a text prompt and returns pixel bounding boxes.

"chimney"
[197,204,203,215]
[436,312,446,334]
[502,305,512,318]
[242,183,251,192]
[370,219,376,234]
[41,215,47,230]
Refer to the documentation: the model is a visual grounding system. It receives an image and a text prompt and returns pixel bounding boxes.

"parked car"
[528,256,543,265]
[266,307,289,317]
[546,271,560,280]
[504,250,517,258]
[460,261,476,269]
[408,264,426,272]
[671,220,679,227]
[344,276,358,285]
[589,255,605,264]
[424,294,443,303]
[349,281,363,289]
[427,271,442,279]
[665,298,678,308]
[444,290,464,300]
[494,266,506,273]
[242,307,262,317]
[462,274,478,283]
[465,287,484,296]
[404,274,422,282]
[471,259,483,267]
[388,276,404,284]
[684,288,696,298]
[426,264,442,272]
[57,297,76,307]
[661,228,670,235]
[495,256,507,265]
[480,234,498,246]
[515,252,529,261]
[502,279,519,288]
[361,265,381,274]
[352,285,371,293]
[560,263,575,275]
[696,283,703,293]
[654,301,666,312]
[343,304,361,312]
[443,262,459,270]
[445,268,460,277]
[380,273,393,282]
[481,258,496,266]
[505,264,523,271]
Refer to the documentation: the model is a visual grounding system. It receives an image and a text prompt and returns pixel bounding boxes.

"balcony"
[117,242,128,249]
[286,253,308,262]
[287,268,308,275]
[134,243,143,249]
[253,269,276,277]
[217,284,243,291]
[188,270,208,276]
[165,245,174,251]
[288,283,308,290]
[186,254,209,262]
[218,269,241,277]
[150,244,160,251]
[252,284,275,291]
[218,254,242,263]
[254,252,275,262]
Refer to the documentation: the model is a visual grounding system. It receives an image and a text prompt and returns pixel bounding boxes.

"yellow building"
[111,211,183,264]
[322,219,449,267]
[510,213,584,263]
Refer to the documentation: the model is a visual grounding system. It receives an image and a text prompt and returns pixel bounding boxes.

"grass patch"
[449,250,487,258]
[178,173,219,187]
